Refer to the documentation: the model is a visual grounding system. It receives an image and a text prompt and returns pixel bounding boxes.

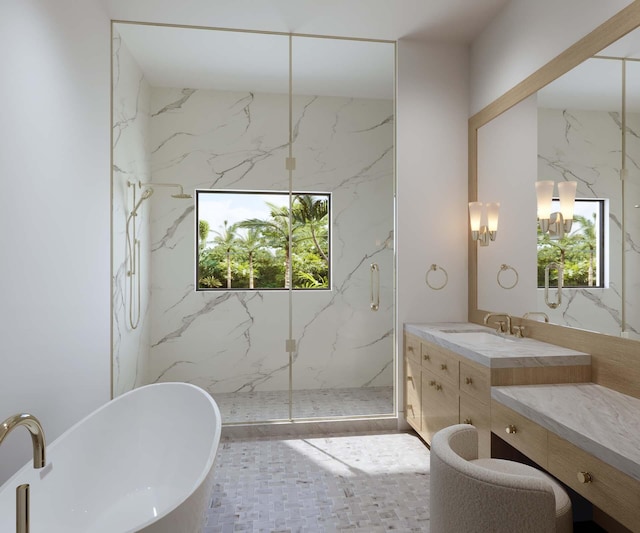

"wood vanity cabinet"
[404,332,491,456]
[492,400,640,533]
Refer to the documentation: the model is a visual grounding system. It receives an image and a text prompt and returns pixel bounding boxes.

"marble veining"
[492,384,640,482]
[405,323,590,368]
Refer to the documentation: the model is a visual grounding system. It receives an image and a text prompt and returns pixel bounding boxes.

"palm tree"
[238,203,303,289]
[571,213,597,286]
[212,220,238,288]
[292,195,329,263]
[235,229,262,289]
[198,219,210,252]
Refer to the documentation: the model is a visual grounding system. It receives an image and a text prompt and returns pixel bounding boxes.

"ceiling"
[108,0,511,98]
[102,0,511,43]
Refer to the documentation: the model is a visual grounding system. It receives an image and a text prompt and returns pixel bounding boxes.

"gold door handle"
[505,424,517,434]
[463,418,472,424]
[577,471,593,484]
[465,377,473,385]
[370,263,380,311]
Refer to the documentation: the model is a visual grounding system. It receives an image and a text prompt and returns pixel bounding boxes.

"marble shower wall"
[538,108,639,339]
[112,32,153,395]
[147,87,395,395]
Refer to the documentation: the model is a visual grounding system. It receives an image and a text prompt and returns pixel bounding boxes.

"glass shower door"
[289,36,396,419]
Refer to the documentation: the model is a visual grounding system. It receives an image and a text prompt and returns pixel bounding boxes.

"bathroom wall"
[470,0,634,114]
[538,107,640,338]
[111,32,153,395]
[146,87,394,394]
[0,0,110,483]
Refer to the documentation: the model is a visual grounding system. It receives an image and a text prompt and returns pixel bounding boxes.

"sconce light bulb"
[535,180,555,220]
[468,202,483,233]
[486,202,500,232]
[558,181,577,221]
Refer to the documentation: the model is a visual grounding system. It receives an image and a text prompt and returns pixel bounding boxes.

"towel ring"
[497,264,519,290]
[426,264,448,290]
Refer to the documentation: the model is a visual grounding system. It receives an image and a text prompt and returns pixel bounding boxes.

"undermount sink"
[444,331,518,344]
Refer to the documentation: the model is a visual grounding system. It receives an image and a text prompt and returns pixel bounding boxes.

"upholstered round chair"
[430,424,572,533]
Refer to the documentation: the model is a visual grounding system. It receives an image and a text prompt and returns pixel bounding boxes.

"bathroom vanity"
[404,322,640,531]
[404,323,590,456]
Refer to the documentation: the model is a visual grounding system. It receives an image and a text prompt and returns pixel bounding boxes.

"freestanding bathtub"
[0,382,221,532]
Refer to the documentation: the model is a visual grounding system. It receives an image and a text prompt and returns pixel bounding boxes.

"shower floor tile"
[204,431,431,532]
[212,387,394,424]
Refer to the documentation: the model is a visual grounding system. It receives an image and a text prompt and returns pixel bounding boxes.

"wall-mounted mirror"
[471,6,640,342]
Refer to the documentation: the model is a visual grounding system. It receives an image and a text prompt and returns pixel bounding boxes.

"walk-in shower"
[112,22,396,426]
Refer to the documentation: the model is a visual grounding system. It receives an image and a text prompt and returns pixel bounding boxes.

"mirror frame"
[467,2,640,375]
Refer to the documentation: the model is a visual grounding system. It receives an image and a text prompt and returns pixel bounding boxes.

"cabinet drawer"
[491,401,548,468]
[460,361,490,404]
[404,333,421,363]
[421,341,459,385]
[460,392,491,458]
[548,433,640,533]
[405,356,421,430]
[421,370,458,443]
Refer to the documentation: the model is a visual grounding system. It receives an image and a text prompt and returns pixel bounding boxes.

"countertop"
[405,322,590,369]
[492,383,640,482]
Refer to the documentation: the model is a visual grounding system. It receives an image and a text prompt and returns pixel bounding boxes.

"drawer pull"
[577,471,593,484]
[465,377,473,385]
[435,383,442,391]
[407,376,413,382]
[505,424,517,434]
[429,380,436,387]
[408,346,414,352]
[407,404,413,412]
[423,354,431,361]
[463,418,472,424]
[440,364,447,371]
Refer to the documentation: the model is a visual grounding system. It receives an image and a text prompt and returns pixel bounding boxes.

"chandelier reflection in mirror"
[535,180,577,239]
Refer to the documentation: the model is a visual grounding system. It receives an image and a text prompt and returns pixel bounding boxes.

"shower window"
[196,190,331,290]
[537,198,606,288]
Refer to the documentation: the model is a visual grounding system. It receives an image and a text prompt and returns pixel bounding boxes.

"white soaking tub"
[0,382,221,532]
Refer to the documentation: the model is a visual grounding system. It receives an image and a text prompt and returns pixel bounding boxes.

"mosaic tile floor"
[204,431,431,532]
[213,387,394,424]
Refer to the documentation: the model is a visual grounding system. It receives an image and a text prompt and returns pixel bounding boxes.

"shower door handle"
[370,263,380,311]
[544,262,563,309]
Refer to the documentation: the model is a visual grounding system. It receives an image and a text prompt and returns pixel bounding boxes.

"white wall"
[0,0,110,483]
[396,40,469,327]
[470,0,634,115]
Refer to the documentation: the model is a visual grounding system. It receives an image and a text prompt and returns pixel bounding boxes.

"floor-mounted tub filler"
[0,383,222,532]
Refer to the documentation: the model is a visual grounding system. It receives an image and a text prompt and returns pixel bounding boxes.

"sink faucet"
[1,413,46,533]
[483,312,512,335]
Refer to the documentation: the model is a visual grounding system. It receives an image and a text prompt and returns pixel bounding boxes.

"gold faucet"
[0,413,46,533]
[483,312,512,335]
[0,414,46,468]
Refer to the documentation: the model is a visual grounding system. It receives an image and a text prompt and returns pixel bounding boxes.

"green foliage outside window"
[197,193,330,290]
[537,212,599,288]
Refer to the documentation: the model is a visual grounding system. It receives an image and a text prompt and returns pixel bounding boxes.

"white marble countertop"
[405,322,590,369]
[492,384,640,482]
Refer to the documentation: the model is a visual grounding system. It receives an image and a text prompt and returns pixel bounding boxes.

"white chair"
[430,424,572,533]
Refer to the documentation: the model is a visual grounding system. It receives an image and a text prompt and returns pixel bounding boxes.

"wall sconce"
[536,180,577,239]
[469,201,499,246]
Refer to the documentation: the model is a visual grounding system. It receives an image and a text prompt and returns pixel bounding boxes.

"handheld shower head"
[131,187,154,216]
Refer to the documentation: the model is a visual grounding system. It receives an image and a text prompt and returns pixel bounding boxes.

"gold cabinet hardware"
[435,383,442,391]
[429,380,436,386]
[423,354,430,361]
[440,364,447,370]
[463,418,472,424]
[408,346,414,352]
[407,376,413,382]
[577,471,593,484]
[407,404,413,412]
[505,424,517,434]
[465,377,473,385]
